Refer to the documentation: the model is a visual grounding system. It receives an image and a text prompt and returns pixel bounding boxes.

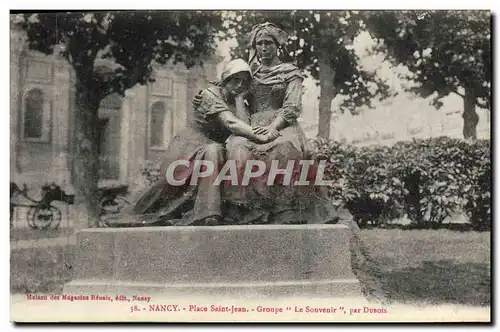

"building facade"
[10,26,219,193]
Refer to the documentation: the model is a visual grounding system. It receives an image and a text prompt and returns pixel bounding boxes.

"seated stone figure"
[111,59,280,227]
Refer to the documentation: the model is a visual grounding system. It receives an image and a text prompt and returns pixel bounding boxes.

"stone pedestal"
[63,224,362,299]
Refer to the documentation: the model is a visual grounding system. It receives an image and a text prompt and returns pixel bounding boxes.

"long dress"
[222,62,340,225]
[109,85,238,227]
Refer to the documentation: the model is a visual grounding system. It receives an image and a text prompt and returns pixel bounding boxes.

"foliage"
[310,139,355,203]
[312,139,405,226]
[345,145,406,227]
[225,10,393,114]
[461,140,491,230]
[390,138,469,226]
[362,10,491,139]
[311,136,491,229]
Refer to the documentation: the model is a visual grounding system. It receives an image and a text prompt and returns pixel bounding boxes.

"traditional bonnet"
[247,22,289,48]
[219,58,253,84]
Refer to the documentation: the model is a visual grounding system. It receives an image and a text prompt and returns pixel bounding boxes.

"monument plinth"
[63,224,363,299]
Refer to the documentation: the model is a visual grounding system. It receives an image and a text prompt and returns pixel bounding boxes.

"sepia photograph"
[8,9,492,323]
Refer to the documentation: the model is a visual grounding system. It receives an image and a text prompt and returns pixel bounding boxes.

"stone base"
[63,224,363,299]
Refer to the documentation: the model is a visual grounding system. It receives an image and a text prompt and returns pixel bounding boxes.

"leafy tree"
[363,10,491,139]
[226,10,392,139]
[15,11,225,227]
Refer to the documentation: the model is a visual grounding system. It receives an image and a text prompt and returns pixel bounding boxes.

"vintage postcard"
[9,9,491,323]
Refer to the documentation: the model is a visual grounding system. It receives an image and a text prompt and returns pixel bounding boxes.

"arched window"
[150,101,166,148]
[23,89,44,139]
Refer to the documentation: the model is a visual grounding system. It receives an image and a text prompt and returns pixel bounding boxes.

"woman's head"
[255,30,279,62]
[220,59,252,96]
[248,22,289,63]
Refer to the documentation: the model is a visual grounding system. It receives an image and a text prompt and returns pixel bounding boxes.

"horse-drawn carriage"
[10,182,131,229]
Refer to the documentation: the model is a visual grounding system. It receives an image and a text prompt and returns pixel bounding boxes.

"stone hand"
[253,126,281,138]
[252,126,269,135]
[256,133,280,144]
[265,126,281,139]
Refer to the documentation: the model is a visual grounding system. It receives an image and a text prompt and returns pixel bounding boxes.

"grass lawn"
[10,228,490,306]
[359,229,491,306]
[11,244,75,294]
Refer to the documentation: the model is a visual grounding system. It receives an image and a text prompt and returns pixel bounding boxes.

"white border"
[4,1,497,9]
[3,2,497,331]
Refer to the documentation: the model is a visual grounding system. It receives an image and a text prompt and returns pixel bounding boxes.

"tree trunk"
[462,86,479,140]
[317,50,336,140]
[72,81,102,229]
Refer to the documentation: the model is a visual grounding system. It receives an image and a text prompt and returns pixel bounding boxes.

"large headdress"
[247,22,289,48]
[247,22,290,66]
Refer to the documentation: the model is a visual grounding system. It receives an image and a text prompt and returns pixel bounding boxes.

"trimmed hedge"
[313,136,491,230]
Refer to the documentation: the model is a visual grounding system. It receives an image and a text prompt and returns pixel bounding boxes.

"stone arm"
[269,77,303,131]
[194,90,251,124]
[246,77,303,135]
[198,88,275,144]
